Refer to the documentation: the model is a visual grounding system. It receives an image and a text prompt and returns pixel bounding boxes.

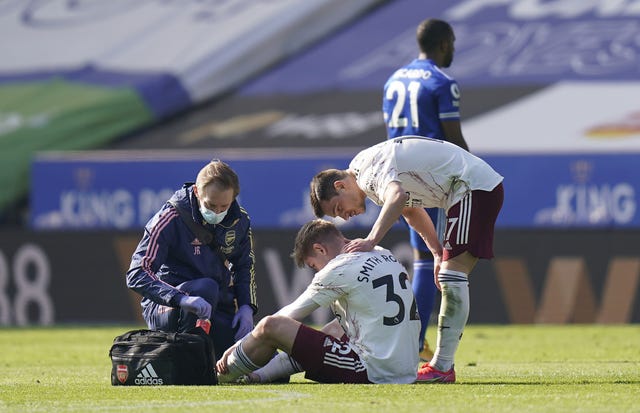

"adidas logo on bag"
[134,363,164,385]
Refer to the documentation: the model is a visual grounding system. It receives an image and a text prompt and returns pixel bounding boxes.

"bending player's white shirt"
[350,136,504,211]
[277,247,420,384]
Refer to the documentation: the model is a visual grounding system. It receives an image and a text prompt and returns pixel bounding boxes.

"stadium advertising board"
[30,150,375,230]
[490,154,637,228]
[31,150,639,229]
[0,229,638,326]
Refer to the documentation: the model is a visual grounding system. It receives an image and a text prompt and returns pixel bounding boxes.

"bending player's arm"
[402,206,442,257]
[344,181,407,253]
[402,206,444,287]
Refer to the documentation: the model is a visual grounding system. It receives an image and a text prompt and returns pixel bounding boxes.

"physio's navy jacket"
[126,183,257,314]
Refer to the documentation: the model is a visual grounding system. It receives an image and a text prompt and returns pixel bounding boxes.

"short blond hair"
[196,160,240,197]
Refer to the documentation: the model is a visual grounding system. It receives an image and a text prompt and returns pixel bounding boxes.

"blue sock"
[412,259,437,350]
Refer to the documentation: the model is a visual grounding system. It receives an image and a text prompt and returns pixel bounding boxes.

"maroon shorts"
[442,183,504,261]
[290,324,372,384]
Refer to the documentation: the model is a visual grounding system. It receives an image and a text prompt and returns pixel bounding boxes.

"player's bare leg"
[245,319,344,383]
[217,315,301,383]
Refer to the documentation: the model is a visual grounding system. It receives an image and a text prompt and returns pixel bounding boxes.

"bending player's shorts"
[290,324,372,384]
[442,183,504,261]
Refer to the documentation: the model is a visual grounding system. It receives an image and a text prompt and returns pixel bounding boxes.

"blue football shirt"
[382,58,460,139]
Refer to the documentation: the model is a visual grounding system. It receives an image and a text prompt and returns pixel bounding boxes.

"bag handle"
[115,329,179,343]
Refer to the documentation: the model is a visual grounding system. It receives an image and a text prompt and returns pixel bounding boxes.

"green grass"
[1,325,638,412]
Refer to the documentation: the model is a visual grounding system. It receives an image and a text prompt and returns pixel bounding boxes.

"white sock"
[253,352,303,383]
[430,269,469,372]
[219,341,262,383]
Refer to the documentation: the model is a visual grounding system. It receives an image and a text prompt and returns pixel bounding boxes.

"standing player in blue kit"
[382,18,469,362]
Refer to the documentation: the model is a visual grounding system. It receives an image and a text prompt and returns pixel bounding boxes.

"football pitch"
[1,325,638,413]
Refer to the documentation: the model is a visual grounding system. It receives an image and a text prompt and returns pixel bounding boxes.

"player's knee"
[321,320,345,339]
[256,315,286,340]
[187,278,220,305]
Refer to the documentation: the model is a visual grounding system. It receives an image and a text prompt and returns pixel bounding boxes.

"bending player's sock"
[430,269,469,372]
[412,259,437,350]
[251,352,303,383]
[219,340,262,383]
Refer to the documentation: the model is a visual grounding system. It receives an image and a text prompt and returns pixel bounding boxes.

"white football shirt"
[349,136,504,211]
[294,246,420,384]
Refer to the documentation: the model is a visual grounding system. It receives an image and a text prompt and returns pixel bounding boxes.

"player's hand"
[216,342,238,375]
[232,304,254,340]
[178,295,212,319]
[342,238,375,253]
[433,255,442,291]
[216,349,230,374]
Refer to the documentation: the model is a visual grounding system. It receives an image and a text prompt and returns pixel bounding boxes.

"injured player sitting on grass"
[216,219,420,384]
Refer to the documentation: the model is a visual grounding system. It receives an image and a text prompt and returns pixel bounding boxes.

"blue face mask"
[200,206,228,225]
